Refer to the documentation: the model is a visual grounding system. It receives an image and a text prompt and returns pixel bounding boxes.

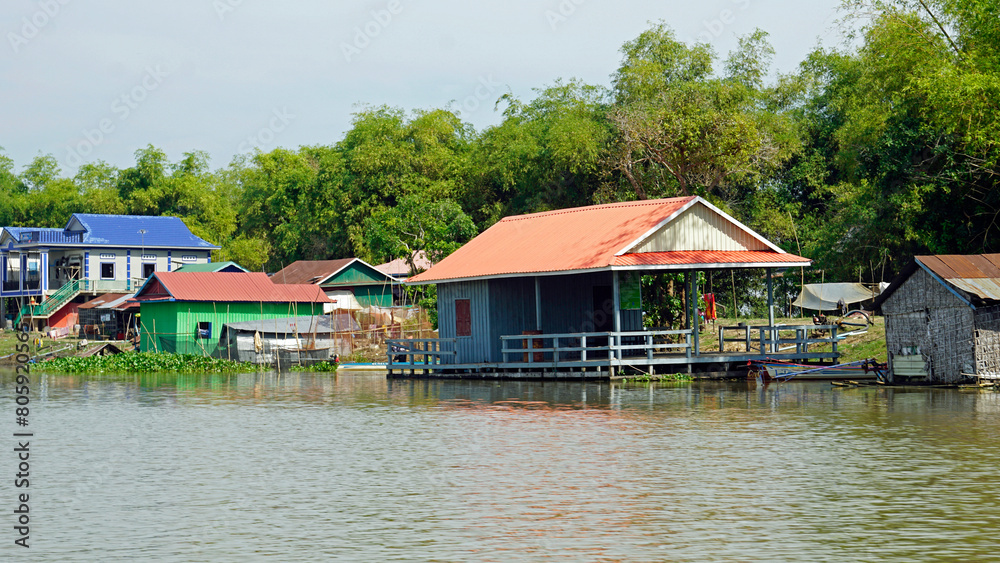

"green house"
[172,261,249,273]
[133,271,330,355]
[271,258,397,309]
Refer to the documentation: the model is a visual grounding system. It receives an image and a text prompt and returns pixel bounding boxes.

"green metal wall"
[139,301,324,355]
[327,262,386,286]
[324,262,394,307]
[354,286,392,308]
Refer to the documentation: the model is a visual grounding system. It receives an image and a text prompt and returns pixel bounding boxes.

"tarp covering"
[792,283,879,311]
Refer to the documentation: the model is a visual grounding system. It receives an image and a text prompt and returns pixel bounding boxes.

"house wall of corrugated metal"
[539,272,643,334]
[353,286,392,308]
[439,272,645,364]
[487,277,537,362]
[633,204,767,253]
[327,262,389,286]
[139,301,324,355]
[438,280,491,364]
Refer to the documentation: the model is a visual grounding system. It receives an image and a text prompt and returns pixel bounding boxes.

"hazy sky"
[1,0,844,174]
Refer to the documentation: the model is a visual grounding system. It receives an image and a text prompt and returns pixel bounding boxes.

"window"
[455,299,471,337]
[142,263,156,278]
[100,263,115,279]
[196,321,212,339]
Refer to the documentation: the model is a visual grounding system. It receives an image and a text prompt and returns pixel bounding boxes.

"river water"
[3,370,1000,562]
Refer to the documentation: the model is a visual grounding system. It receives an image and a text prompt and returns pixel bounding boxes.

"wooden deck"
[387,324,842,380]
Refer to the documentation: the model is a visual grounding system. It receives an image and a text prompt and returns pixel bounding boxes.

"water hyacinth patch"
[40,352,256,374]
[289,360,339,372]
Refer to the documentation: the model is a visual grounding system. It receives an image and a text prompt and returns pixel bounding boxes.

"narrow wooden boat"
[750,358,887,382]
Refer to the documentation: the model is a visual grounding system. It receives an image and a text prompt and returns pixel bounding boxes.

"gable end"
[630,203,768,253]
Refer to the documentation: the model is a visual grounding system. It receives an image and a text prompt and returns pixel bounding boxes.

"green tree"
[606,24,800,202]
[365,194,476,274]
[468,79,611,223]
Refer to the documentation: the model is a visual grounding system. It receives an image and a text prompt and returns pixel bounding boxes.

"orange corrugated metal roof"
[613,250,811,267]
[408,197,804,284]
[135,272,330,303]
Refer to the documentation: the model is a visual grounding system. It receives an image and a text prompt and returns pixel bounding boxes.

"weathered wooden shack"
[874,254,1000,384]
[394,196,822,379]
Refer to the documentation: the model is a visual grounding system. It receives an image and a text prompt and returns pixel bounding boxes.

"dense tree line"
[1,0,996,297]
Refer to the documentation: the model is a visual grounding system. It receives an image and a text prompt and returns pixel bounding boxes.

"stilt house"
[396,196,817,378]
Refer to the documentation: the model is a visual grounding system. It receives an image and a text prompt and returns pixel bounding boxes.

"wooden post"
[534,276,542,332]
[832,326,839,362]
[731,270,737,321]
[766,268,775,353]
[581,335,587,362]
[612,270,621,361]
[684,272,691,330]
[693,272,700,356]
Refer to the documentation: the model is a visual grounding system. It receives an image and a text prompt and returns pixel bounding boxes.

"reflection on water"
[4,370,1000,562]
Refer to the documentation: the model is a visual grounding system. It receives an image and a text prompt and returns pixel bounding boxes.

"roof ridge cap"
[501,196,694,223]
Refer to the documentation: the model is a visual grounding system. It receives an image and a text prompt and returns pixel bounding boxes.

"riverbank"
[697,314,885,364]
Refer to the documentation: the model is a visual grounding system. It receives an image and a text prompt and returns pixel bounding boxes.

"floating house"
[271,258,397,310]
[133,271,329,355]
[392,196,826,379]
[874,254,1000,384]
[1,214,218,330]
[216,314,361,364]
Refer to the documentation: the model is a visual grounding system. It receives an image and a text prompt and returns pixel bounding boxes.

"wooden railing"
[500,329,694,365]
[386,338,457,370]
[718,324,839,355]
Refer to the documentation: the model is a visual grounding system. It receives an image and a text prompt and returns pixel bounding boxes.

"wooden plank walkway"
[387,324,842,380]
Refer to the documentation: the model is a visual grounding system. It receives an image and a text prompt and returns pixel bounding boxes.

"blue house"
[1,214,219,330]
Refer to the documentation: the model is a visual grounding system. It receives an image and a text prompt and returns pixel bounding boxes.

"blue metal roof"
[65,214,219,249]
[4,227,83,244]
[1,215,219,250]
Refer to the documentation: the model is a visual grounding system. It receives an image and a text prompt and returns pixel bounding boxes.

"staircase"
[14,279,138,328]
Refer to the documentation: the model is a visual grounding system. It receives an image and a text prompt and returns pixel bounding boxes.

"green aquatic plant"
[288,360,339,372]
[39,352,256,374]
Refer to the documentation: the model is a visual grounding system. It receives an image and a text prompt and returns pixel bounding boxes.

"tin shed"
[874,254,1000,383]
